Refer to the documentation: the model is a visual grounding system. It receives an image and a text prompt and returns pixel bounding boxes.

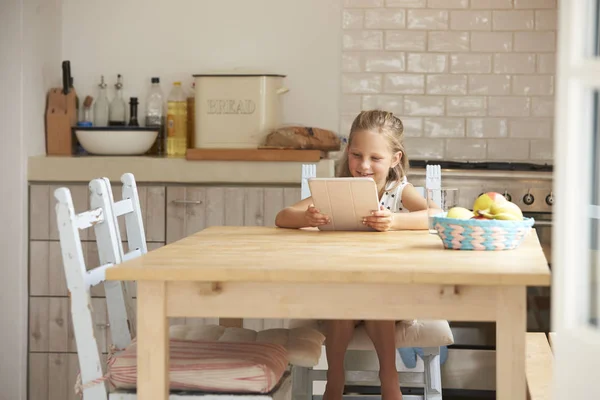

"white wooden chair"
[54,174,142,399]
[55,173,292,400]
[291,164,452,400]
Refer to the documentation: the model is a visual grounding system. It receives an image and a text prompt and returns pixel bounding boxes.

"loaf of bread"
[263,126,341,151]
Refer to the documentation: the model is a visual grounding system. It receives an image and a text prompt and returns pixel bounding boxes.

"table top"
[106,226,551,286]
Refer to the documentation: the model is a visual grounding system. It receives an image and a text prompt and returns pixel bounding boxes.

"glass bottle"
[145,77,166,155]
[128,97,139,126]
[93,75,109,126]
[166,82,188,157]
[109,74,126,126]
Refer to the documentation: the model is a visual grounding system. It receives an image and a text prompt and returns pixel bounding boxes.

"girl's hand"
[305,204,330,227]
[363,206,393,232]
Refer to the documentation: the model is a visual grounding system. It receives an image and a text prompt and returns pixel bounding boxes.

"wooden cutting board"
[186,148,322,162]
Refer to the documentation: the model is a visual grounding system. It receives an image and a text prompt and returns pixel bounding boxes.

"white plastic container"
[193,71,289,149]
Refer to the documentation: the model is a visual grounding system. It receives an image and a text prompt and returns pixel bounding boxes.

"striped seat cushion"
[107,339,288,393]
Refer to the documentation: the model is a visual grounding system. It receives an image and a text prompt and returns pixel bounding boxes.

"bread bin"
[193,71,289,149]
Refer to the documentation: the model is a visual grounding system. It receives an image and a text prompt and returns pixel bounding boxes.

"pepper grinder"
[128,97,139,127]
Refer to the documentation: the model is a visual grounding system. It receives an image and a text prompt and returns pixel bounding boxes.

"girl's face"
[347,130,401,191]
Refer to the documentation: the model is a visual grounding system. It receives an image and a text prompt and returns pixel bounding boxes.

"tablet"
[307,177,380,231]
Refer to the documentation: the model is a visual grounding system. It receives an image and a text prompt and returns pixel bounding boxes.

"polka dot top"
[379,176,411,213]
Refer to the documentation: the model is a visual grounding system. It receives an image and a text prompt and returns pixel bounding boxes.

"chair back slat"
[54,187,109,399]
[89,178,134,350]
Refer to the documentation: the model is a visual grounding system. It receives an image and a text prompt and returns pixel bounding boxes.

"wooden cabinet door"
[166,185,301,330]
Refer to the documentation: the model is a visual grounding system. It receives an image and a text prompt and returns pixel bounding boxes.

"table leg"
[137,281,169,400]
[496,286,526,400]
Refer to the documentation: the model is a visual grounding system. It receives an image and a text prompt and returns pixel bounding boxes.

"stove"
[406,160,553,393]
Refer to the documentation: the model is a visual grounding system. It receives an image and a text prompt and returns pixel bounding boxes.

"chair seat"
[288,319,454,351]
[169,324,325,367]
[107,338,288,393]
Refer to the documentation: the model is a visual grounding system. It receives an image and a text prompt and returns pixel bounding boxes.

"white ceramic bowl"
[74,127,159,156]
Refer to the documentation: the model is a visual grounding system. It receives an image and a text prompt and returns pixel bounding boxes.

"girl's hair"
[336,110,409,183]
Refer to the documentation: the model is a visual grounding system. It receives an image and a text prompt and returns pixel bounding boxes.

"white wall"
[62,0,343,133]
[0,1,26,399]
[0,0,61,398]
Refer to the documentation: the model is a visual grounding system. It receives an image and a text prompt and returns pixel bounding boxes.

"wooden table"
[105,226,551,400]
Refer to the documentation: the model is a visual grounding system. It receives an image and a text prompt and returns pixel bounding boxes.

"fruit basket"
[432,213,535,251]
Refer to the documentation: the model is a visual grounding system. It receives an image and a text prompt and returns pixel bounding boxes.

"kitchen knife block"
[45,88,78,156]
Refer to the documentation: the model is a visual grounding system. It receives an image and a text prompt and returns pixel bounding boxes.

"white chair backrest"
[300,163,441,202]
[54,173,148,399]
[301,164,317,200]
[424,164,442,204]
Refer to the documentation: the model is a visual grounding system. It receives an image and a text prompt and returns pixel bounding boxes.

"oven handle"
[533,220,552,226]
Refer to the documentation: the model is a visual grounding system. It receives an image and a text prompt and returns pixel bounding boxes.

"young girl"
[275,110,431,400]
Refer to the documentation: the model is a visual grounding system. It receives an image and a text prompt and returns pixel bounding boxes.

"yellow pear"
[446,206,475,220]
[489,201,523,221]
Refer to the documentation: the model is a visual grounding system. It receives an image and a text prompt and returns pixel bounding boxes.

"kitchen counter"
[27,155,336,184]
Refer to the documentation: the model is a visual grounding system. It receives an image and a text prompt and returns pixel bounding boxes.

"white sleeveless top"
[379,176,411,213]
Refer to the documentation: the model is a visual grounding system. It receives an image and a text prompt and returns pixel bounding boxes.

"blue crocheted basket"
[432,213,535,251]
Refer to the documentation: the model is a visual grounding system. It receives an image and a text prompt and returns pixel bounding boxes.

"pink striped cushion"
[107,339,288,393]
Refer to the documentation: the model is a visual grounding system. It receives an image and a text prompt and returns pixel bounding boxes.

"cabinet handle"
[171,200,203,205]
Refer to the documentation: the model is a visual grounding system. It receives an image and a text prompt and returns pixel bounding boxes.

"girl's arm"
[390,184,441,230]
[275,197,327,229]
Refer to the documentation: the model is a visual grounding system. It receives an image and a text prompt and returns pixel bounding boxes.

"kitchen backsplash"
[339,0,556,163]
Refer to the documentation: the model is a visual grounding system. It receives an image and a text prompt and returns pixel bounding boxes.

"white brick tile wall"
[364,52,406,72]
[424,118,465,137]
[404,95,445,115]
[494,53,536,74]
[469,75,511,95]
[447,96,487,116]
[341,95,363,114]
[537,53,556,73]
[535,10,557,30]
[488,96,531,117]
[509,118,553,139]
[467,118,509,138]
[512,75,554,96]
[401,117,424,136]
[345,0,384,7]
[362,95,404,114]
[514,0,556,9]
[387,0,426,7]
[450,11,491,31]
[340,0,556,162]
[365,9,406,29]
[342,53,362,72]
[427,74,467,95]
[514,32,556,52]
[471,0,512,9]
[450,54,492,73]
[407,53,447,72]
[407,10,448,29]
[529,139,553,161]
[343,31,383,50]
[487,139,530,160]
[384,74,426,93]
[342,73,383,93]
[385,31,427,50]
[446,139,487,160]
[428,0,468,8]
[343,9,364,29]
[429,32,470,52]
[531,96,555,117]
[471,32,512,52]
[492,11,534,31]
